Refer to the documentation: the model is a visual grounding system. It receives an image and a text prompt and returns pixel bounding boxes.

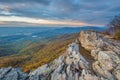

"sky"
[0,0,120,27]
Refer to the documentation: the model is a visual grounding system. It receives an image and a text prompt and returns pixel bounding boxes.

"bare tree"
[108,14,120,35]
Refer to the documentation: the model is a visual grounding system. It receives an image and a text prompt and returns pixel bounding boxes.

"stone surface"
[91,49,99,60]
[79,30,120,80]
[0,67,28,80]
[79,31,120,53]
[92,61,115,79]
[98,51,120,71]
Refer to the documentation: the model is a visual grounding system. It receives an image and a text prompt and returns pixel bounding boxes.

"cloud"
[0,11,17,16]
[0,0,51,5]
[0,16,100,26]
[0,21,4,24]
[0,0,120,26]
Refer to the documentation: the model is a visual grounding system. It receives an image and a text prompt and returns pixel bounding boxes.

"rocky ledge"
[79,31,120,80]
[0,31,120,80]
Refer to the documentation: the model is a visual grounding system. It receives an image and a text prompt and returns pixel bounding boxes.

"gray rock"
[0,66,12,79]
[0,67,28,80]
[79,69,100,80]
[5,68,19,80]
[29,64,54,80]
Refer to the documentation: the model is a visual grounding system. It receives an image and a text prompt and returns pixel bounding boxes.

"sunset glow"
[0,16,98,26]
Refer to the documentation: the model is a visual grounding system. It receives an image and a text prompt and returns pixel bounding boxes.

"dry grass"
[0,33,78,72]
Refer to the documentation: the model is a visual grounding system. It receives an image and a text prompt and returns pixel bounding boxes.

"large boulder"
[79,31,106,51]
[91,48,120,79]
[98,51,120,71]
[92,61,115,79]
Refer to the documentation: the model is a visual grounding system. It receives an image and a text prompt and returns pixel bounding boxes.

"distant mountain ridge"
[0,26,108,43]
[0,26,108,36]
[0,26,108,57]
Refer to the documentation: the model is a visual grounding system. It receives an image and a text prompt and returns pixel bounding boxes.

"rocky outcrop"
[29,40,99,80]
[0,66,28,80]
[79,31,120,80]
[79,31,120,54]
[0,30,120,80]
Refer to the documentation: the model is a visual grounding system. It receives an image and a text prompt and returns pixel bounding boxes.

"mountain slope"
[0,33,78,72]
[0,30,120,80]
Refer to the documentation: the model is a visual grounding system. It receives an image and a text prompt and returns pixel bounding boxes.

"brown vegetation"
[0,33,78,72]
